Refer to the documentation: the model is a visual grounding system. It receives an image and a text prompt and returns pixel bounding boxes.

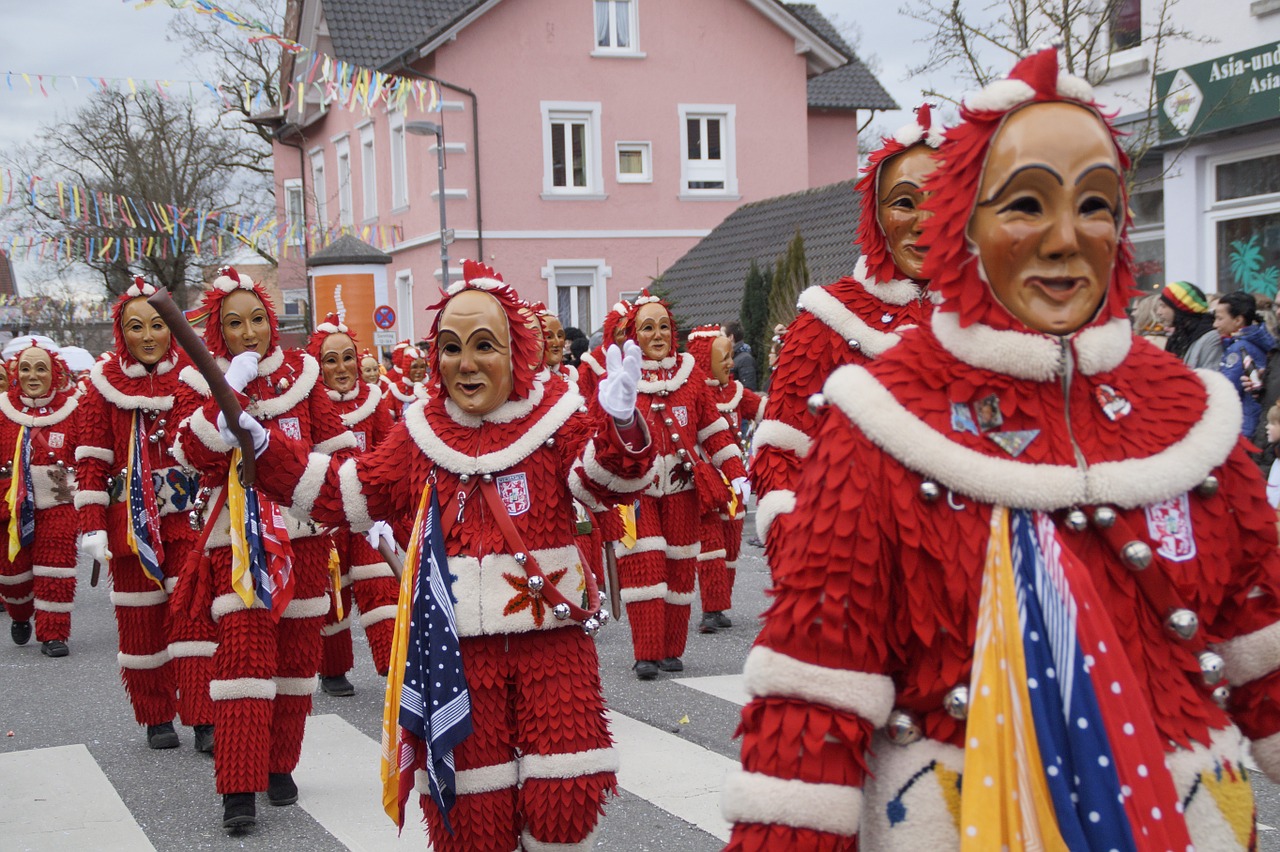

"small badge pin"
[988,429,1040,458]
[881,312,894,325]
[974,394,1003,433]
[1095,384,1132,421]
[950,402,978,435]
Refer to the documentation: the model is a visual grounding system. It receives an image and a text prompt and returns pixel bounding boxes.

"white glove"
[365,520,396,553]
[83,530,112,563]
[597,340,642,421]
[216,410,270,457]
[732,476,751,504]
[224,351,261,393]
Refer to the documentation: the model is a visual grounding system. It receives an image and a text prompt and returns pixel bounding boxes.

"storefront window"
[1217,213,1280,298]
[1216,152,1280,202]
[1128,164,1164,295]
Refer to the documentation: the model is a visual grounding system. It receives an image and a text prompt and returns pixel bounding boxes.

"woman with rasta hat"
[1157,279,1222,369]
[726,49,1280,849]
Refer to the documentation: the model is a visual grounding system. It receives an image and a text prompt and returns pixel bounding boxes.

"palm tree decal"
[1230,234,1280,298]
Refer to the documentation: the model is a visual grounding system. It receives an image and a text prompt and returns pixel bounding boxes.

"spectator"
[722,320,757,390]
[569,336,589,368]
[563,326,587,367]
[1265,402,1280,508]
[1215,290,1276,439]
[1158,280,1220,368]
[1129,293,1168,350]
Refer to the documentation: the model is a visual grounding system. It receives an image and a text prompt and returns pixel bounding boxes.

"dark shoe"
[193,724,215,754]
[146,722,179,750]
[747,536,764,548]
[267,772,298,806]
[698,612,719,634]
[658,657,684,672]
[40,640,69,658]
[713,611,733,629]
[10,620,31,646]
[632,660,660,681]
[320,675,355,697]
[222,793,256,832]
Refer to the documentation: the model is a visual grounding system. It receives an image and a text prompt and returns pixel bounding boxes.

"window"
[309,151,327,226]
[593,0,639,53]
[395,270,415,342]
[679,105,737,197]
[616,141,651,183]
[1209,147,1280,298]
[542,260,612,333]
[359,123,377,222]
[335,136,353,227]
[541,102,604,197]
[1128,163,1165,295]
[389,113,408,209]
[1109,0,1141,51]
[283,178,304,246]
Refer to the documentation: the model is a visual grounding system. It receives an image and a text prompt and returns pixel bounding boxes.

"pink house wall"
[807,111,860,188]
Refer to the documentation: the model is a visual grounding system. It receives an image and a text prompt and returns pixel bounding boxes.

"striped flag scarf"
[125,411,165,587]
[960,506,1194,851]
[5,425,34,560]
[226,448,295,619]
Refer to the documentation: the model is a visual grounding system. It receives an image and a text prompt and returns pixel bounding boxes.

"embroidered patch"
[673,405,689,427]
[47,432,64,449]
[881,312,894,325]
[1145,493,1196,562]
[496,472,531,516]
[353,431,367,452]
[987,429,1040,458]
[278,417,302,441]
[1095,384,1132,421]
[974,394,1003,433]
[950,402,978,435]
[1224,351,1240,369]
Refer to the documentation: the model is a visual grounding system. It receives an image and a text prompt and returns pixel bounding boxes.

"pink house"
[263,0,895,348]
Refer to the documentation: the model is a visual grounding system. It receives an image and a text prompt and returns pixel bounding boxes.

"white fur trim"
[753,420,812,459]
[313,431,357,454]
[405,389,582,476]
[964,78,1036,113]
[314,319,349,335]
[799,285,902,359]
[1073,318,1134,375]
[419,761,519,796]
[521,832,598,852]
[109,589,168,607]
[338,457,373,531]
[350,562,394,582]
[640,355,677,370]
[245,353,318,420]
[580,440,653,495]
[568,469,607,513]
[1253,729,1280,784]
[0,393,76,428]
[891,119,945,150]
[321,615,351,636]
[932,312,1132,382]
[744,646,894,725]
[665,589,696,606]
[282,594,330,619]
[697,418,729,443]
[32,564,77,579]
[274,675,318,696]
[853,256,921,306]
[1,592,34,605]
[615,536,664,557]
[1057,73,1095,102]
[861,732,965,847]
[716,382,745,414]
[665,542,701,560]
[211,592,264,621]
[163,576,177,595]
[119,351,178,378]
[178,365,210,396]
[697,548,728,562]
[580,351,605,376]
[188,407,232,453]
[289,452,332,522]
[824,364,1242,510]
[209,678,277,701]
[168,640,217,658]
[340,386,383,427]
[0,570,33,585]
[711,443,742,467]
[637,353,695,395]
[620,582,667,603]
[74,491,109,509]
[722,769,861,836]
[75,445,114,464]
[519,747,618,781]
[88,361,174,411]
[1214,621,1280,687]
[118,650,170,670]
[359,604,397,628]
[34,599,74,613]
[444,380,546,427]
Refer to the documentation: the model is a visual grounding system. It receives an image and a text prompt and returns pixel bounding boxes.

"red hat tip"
[916,103,933,131]
[1008,47,1060,98]
[462,258,502,284]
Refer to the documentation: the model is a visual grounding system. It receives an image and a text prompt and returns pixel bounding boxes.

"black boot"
[658,657,684,672]
[267,772,298,806]
[698,612,720,634]
[222,793,255,832]
[632,660,659,680]
[713,611,733,629]
[146,722,179,750]
[10,620,31,646]
[40,640,68,658]
[320,674,355,697]
[193,724,214,754]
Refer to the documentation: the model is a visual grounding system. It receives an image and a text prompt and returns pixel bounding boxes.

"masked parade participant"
[216,260,654,851]
[170,267,357,831]
[750,105,942,560]
[725,49,1280,850]
[307,315,398,696]
[576,300,630,404]
[685,325,765,634]
[359,348,384,388]
[74,277,199,748]
[609,293,747,680]
[0,341,79,658]
[536,305,576,389]
[386,339,428,420]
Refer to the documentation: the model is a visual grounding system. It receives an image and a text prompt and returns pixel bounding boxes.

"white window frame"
[309,149,328,227]
[615,141,652,184]
[592,0,643,57]
[1204,142,1280,294]
[389,112,408,211]
[678,104,738,199]
[334,135,353,227]
[541,259,612,333]
[541,101,605,199]
[395,269,415,342]
[358,121,377,223]
[283,178,304,246]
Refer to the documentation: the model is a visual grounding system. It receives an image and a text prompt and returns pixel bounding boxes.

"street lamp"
[405,120,452,288]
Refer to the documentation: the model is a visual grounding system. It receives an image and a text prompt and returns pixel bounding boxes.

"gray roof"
[321,0,479,68]
[307,234,394,267]
[785,4,898,111]
[658,180,861,327]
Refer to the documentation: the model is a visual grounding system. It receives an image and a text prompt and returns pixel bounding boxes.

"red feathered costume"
[726,50,1280,850]
[306,315,398,680]
[171,268,356,800]
[750,106,943,559]
[385,339,426,419]
[75,278,195,728]
[0,342,79,647]
[250,260,655,851]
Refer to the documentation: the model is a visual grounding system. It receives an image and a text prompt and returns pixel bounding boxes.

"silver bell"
[1121,541,1153,570]
[676,448,688,458]
[918,481,941,502]
[886,710,922,746]
[1165,609,1199,640]
[482,473,493,483]
[596,608,611,626]
[544,438,554,447]
[1092,506,1117,528]
[459,473,470,483]
[1211,684,1231,709]
[552,603,572,621]
[847,338,861,350]
[1197,475,1220,497]
[1065,509,1088,532]
[526,575,544,597]
[682,461,694,472]
[670,433,681,443]
[807,393,826,415]
[943,685,970,720]
[582,617,601,637]
[148,433,159,444]
[663,418,673,426]
[159,418,167,427]
[514,552,528,566]
[598,590,608,606]
[188,511,203,531]
[1199,650,1226,685]
[55,460,65,469]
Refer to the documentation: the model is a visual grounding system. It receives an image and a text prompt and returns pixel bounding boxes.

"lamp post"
[405,120,452,288]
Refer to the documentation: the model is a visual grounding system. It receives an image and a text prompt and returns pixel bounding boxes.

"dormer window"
[594,0,639,54]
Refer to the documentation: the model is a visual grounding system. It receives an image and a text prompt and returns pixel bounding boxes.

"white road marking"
[0,744,156,851]
[672,673,748,706]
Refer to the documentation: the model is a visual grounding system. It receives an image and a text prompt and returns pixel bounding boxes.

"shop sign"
[1157,41,1280,141]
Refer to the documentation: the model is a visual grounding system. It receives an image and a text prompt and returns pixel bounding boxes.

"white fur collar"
[335,385,383,427]
[19,393,55,408]
[581,351,605,376]
[89,360,175,411]
[798,286,903,359]
[0,392,77,428]
[187,351,319,420]
[638,352,695,395]
[119,350,179,378]
[389,382,421,404]
[213,347,285,378]
[404,387,584,475]
[823,364,1241,511]
[932,312,1133,383]
[853,256,920,306]
[444,379,547,427]
[717,381,745,413]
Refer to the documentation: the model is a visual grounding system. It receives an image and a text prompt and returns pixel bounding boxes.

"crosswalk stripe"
[673,672,748,706]
[0,744,156,852]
